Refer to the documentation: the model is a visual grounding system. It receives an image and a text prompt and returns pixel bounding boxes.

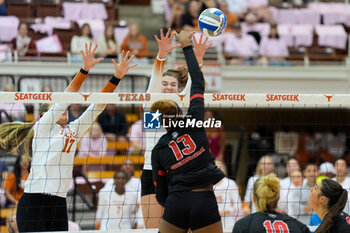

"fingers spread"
[165,28,171,38]
[92,44,98,54]
[95,58,104,63]
[88,42,92,53]
[155,35,160,42]
[203,36,209,45]
[160,28,164,39]
[127,54,135,64]
[129,64,138,69]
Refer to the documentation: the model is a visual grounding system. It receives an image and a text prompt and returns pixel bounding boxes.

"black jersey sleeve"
[232,218,246,233]
[151,149,168,207]
[183,45,205,121]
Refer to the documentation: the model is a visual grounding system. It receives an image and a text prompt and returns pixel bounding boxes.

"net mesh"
[0,92,348,232]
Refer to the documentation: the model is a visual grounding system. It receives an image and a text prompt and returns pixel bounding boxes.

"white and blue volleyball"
[198,8,227,37]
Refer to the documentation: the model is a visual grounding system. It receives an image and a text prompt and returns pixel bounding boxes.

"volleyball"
[198,8,227,37]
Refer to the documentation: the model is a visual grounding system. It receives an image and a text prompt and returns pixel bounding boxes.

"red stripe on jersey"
[190,94,204,101]
[158,170,167,176]
[154,181,157,187]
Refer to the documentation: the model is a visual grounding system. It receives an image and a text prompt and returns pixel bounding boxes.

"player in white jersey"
[214,161,244,229]
[141,28,212,228]
[333,159,350,214]
[96,170,139,230]
[0,43,138,232]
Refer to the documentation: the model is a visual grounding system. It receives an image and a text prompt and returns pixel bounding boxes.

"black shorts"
[141,169,155,196]
[163,190,221,230]
[17,193,68,232]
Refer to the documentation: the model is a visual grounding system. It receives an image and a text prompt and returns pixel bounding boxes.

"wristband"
[80,68,88,75]
[109,75,121,86]
[157,53,167,61]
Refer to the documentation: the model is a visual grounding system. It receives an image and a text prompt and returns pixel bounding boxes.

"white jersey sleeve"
[70,104,105,138]
[33,103,69,136]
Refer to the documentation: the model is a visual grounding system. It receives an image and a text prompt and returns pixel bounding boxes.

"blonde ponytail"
[253,176,280,212]
[0,103,49,161]
[0,122,34,160]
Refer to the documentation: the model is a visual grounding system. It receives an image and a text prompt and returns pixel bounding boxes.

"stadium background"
[0,0,350,232]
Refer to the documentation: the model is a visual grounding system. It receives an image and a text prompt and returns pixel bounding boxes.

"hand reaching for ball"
[175,30,194,48]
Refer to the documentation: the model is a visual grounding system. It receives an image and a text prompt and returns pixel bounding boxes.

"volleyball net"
[0,91,348,232]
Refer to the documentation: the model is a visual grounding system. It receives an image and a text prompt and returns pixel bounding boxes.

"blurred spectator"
[243,155,275,215]
[0,160,8,207]
[319,162,336,179]
[322,128,346,160]
[289,163,319,225]
[0,160,8,185]
[103,159,143,228]
[295,129,325,169]
[278,158,301,212]
[4,155,30,206]
[67,104,82,124]
[128,113,146,155]
[214,161,243,229]
[97,24,119,59]
[96,170,138,230]
[167,2,185,33]
[201,0,216,8]
[333,159,350,214]
[77,122,107,174]
[259,24,290,66]
[280,158,301,188]
[97,104,128,141]
[0,84,27,123]
[309,213,322,228]
[77,122,107,158]
[105,159,141,194]
[218,0,238,32]
[10,23,37,57]
[248,2,274,24]
[204,110,226,162]
[121,23,148,65]
[243,12,261,44]
[6,208,18,233]
[224,23,259,65]
[181,0,201,31]
[279,169,304,215]
[217,0,246,14]
[70,23,93,63]
[0,0,7,16]
[41,85,53,92]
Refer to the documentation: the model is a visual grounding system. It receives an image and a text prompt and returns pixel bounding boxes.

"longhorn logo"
[324,94,334,102]
[80,93,92,101]
[178,94,187,101]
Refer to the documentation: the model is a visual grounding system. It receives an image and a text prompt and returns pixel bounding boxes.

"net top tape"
[0,92,348,108]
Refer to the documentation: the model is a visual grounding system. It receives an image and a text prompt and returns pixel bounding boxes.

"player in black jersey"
[233,176,310,233]
[151,30,225,233]
[308,178,350,233]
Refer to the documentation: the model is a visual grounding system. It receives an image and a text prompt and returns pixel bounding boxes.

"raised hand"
[175,30,194,48]
[193,34,213,64]
[112,50,138,79]
[80,42,104,71]
[155,28,181,58]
